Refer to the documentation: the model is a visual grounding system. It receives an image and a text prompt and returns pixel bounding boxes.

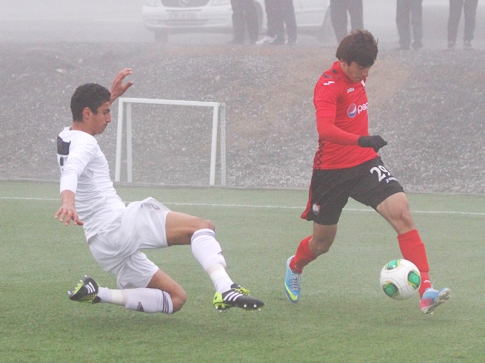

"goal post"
[114,97,226,186]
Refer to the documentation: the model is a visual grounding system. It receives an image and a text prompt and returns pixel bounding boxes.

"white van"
[142,0,331,42]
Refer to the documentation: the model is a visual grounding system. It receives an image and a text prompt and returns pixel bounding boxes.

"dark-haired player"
[284,30,450,314]
[55,68,264,314]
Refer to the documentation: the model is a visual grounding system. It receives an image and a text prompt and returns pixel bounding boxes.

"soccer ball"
[380,259,421,300]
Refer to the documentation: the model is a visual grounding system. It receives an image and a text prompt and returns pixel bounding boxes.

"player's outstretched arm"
[110,68,134,104]
[55,190,83,226]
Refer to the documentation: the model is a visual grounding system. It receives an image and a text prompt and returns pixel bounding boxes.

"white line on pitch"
[1,196,484,217]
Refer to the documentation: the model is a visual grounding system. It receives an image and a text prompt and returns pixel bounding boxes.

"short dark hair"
[336,30,378,67]
[70,83,111,121]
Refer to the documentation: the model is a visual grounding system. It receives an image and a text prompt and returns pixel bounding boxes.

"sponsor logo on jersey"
[347,103,357,118]
[323,81,335,86]
[347,87,355,93]
[358,102,368,114]
[347,102,368,118]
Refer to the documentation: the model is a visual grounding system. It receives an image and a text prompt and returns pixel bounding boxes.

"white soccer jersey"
[57,126,126,240]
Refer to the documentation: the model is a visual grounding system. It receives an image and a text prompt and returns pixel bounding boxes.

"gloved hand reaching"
[357,135,388,152]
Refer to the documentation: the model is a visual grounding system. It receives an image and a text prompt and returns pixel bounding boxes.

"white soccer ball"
[380,259,421,300]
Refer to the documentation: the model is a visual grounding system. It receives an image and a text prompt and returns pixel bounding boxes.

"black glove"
[357,135,388,152]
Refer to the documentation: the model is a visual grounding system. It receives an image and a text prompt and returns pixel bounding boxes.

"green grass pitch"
[1,181,484,362]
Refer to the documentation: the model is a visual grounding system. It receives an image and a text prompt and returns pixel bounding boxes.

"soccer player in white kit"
[55,68,264,314]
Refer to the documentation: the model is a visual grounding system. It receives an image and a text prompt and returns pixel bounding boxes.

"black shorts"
[301,157,404,225]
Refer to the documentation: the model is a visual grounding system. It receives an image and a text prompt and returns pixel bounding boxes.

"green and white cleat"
[213,284,264,312]
[68,276,100,304]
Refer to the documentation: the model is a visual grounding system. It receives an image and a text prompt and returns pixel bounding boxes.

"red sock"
[397,229,431,297]
[419,271,430,297]
[290,236,317,274]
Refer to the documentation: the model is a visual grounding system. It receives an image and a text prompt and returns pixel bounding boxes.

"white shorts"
[88,197,171,289]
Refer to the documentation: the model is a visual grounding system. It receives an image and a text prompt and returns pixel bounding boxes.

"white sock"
[191,228,233,292]
[98,287,173,314]
[207,265,233,293]
[97,287,111,302]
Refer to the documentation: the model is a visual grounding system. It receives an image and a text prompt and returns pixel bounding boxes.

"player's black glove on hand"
[358,135,388,152]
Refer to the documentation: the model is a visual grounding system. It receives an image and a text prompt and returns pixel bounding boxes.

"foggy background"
[1,0,485,192]
[1,0,484,47]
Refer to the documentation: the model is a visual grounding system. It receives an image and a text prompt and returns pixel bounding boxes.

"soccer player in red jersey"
[284,30,450,314]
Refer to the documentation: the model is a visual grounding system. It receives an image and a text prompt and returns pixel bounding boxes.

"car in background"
[142,0,331,42]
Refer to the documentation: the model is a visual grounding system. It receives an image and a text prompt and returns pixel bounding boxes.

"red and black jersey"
[312,61,377,169]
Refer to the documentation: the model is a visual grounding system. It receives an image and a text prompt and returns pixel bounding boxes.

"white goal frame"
[114,97,226,186]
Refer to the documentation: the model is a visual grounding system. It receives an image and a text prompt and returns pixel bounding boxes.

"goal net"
[114,97,226,186]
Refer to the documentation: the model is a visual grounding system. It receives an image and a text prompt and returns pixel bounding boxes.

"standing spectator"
[257,0,297,45]
[281,0,298,45]
[396,0,423,50]
[256,0,281,44]
[229,0,259,44]
[330,0,364,43]
[447,0,478,50]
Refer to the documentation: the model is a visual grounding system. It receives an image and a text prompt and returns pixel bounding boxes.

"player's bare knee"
[394,206,415,230]
[171,291,188,313]
[190,217,215,233]
[199,218,215,231]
